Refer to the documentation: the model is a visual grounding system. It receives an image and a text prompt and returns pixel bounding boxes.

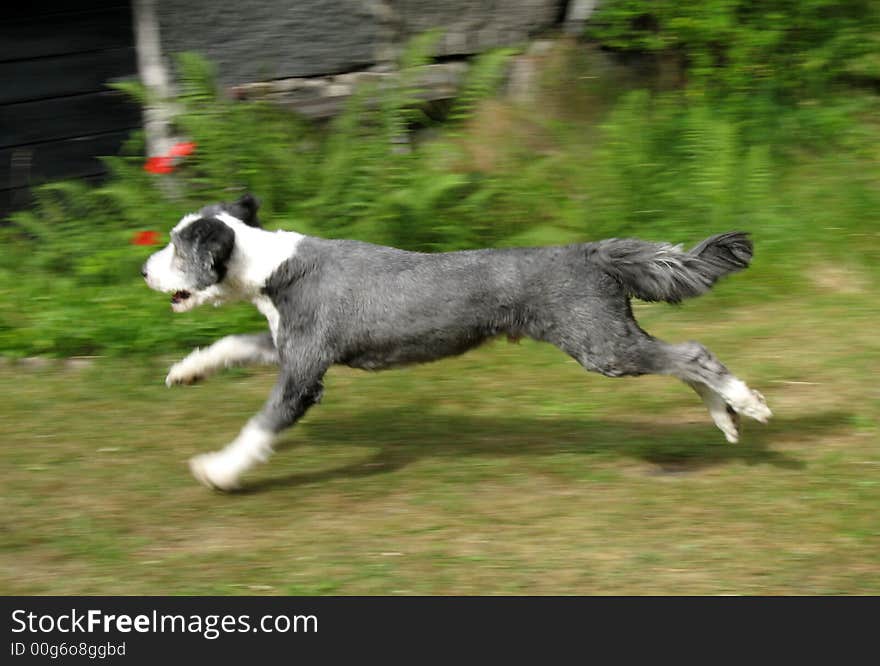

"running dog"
[142,194,771,490]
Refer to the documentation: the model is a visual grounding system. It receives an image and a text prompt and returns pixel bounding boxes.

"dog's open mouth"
[171,290,191,304]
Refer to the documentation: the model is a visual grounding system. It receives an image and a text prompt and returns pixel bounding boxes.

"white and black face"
[142,215,236,312]
[142,194,261,312]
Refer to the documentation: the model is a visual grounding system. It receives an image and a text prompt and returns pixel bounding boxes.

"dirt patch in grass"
[809,263,869,294]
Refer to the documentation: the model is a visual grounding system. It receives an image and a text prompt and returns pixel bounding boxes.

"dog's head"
[142,194,260,312]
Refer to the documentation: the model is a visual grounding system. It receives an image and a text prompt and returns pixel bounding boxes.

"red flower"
[132,230,160,246]
[168,141,196,157]
[144,156,174,174]
[143,141,197,174]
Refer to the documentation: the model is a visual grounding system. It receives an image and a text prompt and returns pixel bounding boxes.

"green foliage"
[298,38,518,248]
[586,90,765,238]
[588,0,880,142]
[448,47,520,125]
[589,0,879,92]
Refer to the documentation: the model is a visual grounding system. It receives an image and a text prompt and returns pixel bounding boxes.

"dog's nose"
[141,265,148,279]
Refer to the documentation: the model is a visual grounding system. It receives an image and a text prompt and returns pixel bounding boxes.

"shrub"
[587,0,880,143]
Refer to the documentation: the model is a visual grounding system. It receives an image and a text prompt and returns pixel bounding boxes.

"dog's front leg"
[166,332,277,386]
[188,355,327,491]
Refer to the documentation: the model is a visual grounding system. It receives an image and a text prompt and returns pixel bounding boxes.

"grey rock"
[232,62,469,119]
[156,0,380,85]
[156,0,561,86]
[393,0,560,57]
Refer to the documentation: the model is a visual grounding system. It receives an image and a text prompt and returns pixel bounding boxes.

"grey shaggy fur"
[588,232,753,303]
[255,233,753,434]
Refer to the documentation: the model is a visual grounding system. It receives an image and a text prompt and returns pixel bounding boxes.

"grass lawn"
[1,280,878,595]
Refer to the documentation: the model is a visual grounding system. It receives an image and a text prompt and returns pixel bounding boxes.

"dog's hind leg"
[655,340,771,428]
[165,332,277,386]
[188,354,327,491]
[554,326,769,442]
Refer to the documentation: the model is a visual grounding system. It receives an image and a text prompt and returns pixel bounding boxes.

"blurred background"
[1,0,877,594]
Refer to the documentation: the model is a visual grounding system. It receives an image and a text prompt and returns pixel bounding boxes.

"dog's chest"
[252,295,282,344]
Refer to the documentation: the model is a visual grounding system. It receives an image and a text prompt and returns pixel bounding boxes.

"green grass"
[2,281,877,595]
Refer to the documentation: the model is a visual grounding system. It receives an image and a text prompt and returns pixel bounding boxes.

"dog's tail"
[588,231,753,303]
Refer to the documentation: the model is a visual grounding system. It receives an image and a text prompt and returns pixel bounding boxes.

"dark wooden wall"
[0,2,141,219]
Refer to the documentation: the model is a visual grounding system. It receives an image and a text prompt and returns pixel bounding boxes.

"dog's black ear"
[178,217,236,285]
[228,193,261,228]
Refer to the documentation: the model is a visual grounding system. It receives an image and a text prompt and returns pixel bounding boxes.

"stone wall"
[156,0,565,86]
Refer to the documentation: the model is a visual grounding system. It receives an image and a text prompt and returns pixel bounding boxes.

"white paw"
[165,357,204,387]
[741,389,772,423]
[721,379,772,424]
[189,452,241,491]
[716,406,741,444]
[691,381,741,443]
[730,388,772,424]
